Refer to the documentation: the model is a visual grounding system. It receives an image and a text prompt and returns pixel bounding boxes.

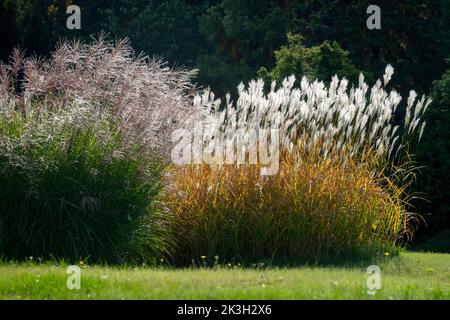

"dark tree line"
[2,1,448,93]
[0,0,449,243]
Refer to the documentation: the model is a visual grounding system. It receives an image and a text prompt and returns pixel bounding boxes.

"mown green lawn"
[0,252,448,300]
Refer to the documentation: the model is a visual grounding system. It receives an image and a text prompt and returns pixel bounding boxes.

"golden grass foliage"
[160,66,428,264]
[162,147,412,263]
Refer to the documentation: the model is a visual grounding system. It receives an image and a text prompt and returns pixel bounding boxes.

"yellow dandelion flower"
[383,252,390,256]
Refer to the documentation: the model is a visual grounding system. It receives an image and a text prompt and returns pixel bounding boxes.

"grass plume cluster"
[1,34,199,158]
[193,66,429,163]
[0,36,200,263]
[164,66,430,264]
[0,37,431,265]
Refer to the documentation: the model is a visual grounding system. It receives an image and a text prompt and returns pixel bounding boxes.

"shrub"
[415,57,450,236]
[258,33,372,87]
[164,66,429,264]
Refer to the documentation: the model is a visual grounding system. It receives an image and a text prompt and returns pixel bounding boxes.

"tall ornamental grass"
[0,108,168,263]
[0,36,199,263]
[163,66,430,264]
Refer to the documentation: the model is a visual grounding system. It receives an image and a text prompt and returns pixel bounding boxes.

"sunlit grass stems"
[162,146,410,265]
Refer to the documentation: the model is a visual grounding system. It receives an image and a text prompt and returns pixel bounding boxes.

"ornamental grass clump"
[2,34,199,158]
[163,66,430,264]
[0,36,199,263]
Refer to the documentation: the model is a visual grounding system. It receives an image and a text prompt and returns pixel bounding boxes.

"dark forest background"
[0,0,449,248]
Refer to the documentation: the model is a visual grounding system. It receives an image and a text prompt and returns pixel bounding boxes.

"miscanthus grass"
[0,35,432,265]
[1,34,199,158]
[0,36,201,263]
[192,65,429,165]
[163,66,431,264]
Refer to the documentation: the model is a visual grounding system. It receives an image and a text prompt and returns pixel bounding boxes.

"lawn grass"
[0,252,448,300]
